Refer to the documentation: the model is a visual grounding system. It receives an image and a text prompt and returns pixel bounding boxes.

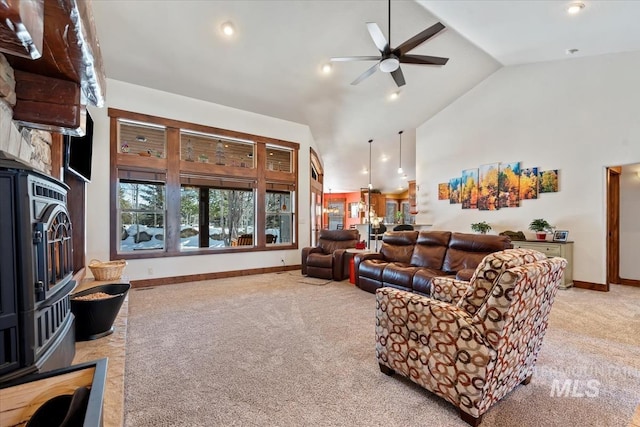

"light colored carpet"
[124,272,640,427]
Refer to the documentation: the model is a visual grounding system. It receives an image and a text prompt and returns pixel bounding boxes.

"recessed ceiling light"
[321,63,332,74]
[567,2,585,14]
[221,21,235,36]
[566,48,579,55]
[389,91,400,100]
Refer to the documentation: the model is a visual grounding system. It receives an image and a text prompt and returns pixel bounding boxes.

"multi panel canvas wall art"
[539,169,559,193]
[478,163,499,211]
[520,167,538,200]
[461,168,478,209]
[498,162,521,208]
[438,163,559,211]
[438,183,450,200]
[449,177,462,204]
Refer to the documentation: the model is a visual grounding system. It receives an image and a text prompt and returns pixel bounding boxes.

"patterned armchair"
[376,249,567,426]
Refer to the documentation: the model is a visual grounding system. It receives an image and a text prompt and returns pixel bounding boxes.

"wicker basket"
[88,259,127,281]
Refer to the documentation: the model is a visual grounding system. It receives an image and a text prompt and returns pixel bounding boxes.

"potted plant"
[395,211,404,224]
[471,221,491,234]
[529,218,552,240]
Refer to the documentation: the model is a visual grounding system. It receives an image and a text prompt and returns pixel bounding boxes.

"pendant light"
[368,139,373,190]
[323,189,339,215]
[397,130,404,174]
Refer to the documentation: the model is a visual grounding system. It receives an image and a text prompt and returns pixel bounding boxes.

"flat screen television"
[64,111,94,183]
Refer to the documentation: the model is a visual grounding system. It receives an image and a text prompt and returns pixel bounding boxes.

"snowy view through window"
[119,182,292,252]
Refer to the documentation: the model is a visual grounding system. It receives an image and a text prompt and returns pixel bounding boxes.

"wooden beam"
[7,0,105,108]
[0,0,44,60]
[12,69,82,132]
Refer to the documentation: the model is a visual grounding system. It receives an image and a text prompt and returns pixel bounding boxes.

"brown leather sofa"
[301,229,360,280]
[354,231,512,295]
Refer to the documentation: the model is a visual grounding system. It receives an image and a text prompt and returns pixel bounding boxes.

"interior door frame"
[310,148,324,246]
[606,166,620,289]
[609,166,640,287]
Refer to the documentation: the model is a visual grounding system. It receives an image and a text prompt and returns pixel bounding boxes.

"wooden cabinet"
[371,193,385,217]
[511,240,574,289]
[360,191,386,218]
[408,180,417,214]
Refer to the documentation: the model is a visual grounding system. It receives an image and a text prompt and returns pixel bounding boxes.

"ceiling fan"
[331,0,449,87]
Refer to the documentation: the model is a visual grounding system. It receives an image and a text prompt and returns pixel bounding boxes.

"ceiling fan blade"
[393,22,446,56]
[351,63,379,85]
[366,22,389,53]
[399,54,449,66]
[391,67,405,87]
[331,56,381,62]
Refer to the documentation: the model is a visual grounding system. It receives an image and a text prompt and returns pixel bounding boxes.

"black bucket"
[70,283,130,341]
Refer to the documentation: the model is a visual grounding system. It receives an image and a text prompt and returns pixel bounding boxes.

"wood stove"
[0,159,76,383]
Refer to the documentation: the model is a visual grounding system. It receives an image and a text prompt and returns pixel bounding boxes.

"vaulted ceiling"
[92,1,640,193]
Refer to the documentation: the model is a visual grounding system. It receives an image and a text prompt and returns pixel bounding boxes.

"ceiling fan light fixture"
[567,2,585,14]
[379,56,400,73]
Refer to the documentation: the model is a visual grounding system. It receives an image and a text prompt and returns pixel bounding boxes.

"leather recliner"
[301,229,359,280]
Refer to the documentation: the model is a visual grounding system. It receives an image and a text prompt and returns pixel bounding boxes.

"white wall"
[620,164,640,280]
[415,51,640,285]
[86,79,318,280]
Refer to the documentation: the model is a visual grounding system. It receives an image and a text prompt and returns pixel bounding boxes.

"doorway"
[607,165,640,288]
[310,149,323,247]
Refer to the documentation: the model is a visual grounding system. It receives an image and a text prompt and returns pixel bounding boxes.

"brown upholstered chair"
[301,229,359,280]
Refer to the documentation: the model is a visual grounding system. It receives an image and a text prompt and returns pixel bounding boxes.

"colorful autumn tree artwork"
[449,177,462,204]
[438,183,450,200]
[478,163,499,210]
[519,167,539,200]
[461,168,479,209]
[539,169,559,193]
[498,162,521,208]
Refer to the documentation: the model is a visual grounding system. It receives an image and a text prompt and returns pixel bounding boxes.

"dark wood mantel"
[0,0,105,135]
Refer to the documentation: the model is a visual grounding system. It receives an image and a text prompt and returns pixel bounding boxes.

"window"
[181,131,254,167]
[119,120,166,157]
[118,180,166,253]
[266,145,292,172]
[109,109,299,259]
[180,183,255,250]
[266,190,293,244]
